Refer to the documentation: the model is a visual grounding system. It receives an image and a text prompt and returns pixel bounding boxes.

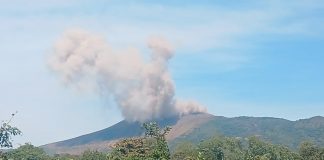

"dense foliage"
[108,122,171,160]
[299,141,324,160]
[3,143,51,160]
[172,136,324,160]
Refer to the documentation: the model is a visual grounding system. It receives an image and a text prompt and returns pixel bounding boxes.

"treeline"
[1,137,324,160]
[172,136,324,160]
[1,121,324,160]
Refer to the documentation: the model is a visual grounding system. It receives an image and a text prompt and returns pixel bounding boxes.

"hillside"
[42,113,213,155]
[41,113,324,155]
[173,115,324,149]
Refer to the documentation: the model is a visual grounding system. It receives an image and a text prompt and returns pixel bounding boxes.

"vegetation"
[172,136,323,160]
[0,113,22,159]
[299,141,324,160]
[0,113,22,148]
[4,143,51,160]
[1,119,323,160]
[80,150,107,160]
[108,122,171,159]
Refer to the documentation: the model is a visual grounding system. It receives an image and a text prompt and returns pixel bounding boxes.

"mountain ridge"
[41,113,324,155]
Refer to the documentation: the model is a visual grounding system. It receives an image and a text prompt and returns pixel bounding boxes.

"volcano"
[41,113,214,155]
[41,113,324,155]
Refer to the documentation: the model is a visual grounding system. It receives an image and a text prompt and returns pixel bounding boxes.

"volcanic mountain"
[41,113,324,155]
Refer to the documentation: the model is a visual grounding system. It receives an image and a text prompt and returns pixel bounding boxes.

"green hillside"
[173,116,324,149]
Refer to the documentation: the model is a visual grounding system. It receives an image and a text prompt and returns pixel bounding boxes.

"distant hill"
[41,113,324,155]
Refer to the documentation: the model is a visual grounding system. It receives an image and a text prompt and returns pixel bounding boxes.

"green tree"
[171,141,198,160]
[245,136,301,160]
[109,122,171,160]
[299,141,324,160]
[108,138,149,160]
[217,137,244,160]
[197,136,225,160]
[80,150,107,160]
[52,153,80,160]
[0,113,22,159]
[5,143,50,160]
[143,122,171,160]
[0,113,22,148]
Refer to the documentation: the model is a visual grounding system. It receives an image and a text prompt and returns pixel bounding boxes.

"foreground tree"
[80,150,107,160]
[0,113,22,148]
[108,138,149,160]
[197,136,247,160]
[244,136,301,160]
[108,122,171,160]
[143,122,171,159]
[299,141,324,160]
[0,113,22,159]
[5,143,50,160]
[171,136,307,160]
[171,142,198,160]
[52,153,81,160]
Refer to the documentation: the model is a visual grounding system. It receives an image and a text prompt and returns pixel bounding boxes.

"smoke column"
[48,29,206,122]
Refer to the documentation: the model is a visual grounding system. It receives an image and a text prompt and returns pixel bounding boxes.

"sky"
[0,0,324,147]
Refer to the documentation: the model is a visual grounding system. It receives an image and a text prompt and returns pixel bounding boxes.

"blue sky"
[0,0,323,146]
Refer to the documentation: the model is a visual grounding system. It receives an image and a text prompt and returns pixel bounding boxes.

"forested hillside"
[172,115,324,149]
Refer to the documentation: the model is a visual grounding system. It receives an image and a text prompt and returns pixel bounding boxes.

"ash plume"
[48,29,206,122]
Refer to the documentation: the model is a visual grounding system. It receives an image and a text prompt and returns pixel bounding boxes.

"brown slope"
[166,113,214,140]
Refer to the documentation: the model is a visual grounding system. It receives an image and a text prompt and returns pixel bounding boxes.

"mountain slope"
[173,116,324,149]
[41,113,324,155]
[42,113,213,155]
